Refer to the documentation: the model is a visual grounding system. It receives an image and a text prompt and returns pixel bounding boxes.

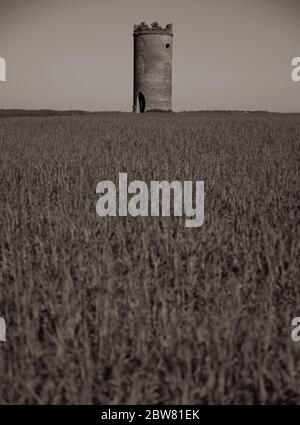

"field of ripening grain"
[0,111,300,404]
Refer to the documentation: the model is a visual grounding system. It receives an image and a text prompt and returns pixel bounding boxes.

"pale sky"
[0,0,299,112]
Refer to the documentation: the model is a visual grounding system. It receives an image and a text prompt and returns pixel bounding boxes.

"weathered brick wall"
[133,26,173,112]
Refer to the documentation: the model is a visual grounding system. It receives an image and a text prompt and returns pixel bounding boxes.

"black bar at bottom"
[0,405,297,424]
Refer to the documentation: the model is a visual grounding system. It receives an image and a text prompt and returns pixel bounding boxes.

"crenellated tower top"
[133,22,173,36]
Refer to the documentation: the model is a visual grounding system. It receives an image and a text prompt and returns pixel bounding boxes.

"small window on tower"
[166,43,170,49]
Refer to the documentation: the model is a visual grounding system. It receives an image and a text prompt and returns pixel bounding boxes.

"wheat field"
[0,111,299,404]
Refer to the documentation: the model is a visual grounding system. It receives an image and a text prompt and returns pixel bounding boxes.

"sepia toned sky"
[0,0,299,112]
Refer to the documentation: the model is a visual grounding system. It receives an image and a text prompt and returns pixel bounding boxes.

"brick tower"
[133,22,173,113]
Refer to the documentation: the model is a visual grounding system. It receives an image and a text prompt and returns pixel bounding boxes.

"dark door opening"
[138,92,145,113]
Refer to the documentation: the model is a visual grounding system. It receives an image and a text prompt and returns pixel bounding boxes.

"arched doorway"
[138,92,145,113]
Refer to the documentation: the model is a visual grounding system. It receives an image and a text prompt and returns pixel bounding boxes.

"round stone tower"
[133,22,173,113]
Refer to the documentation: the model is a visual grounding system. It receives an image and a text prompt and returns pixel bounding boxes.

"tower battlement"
[133,22,173,36]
